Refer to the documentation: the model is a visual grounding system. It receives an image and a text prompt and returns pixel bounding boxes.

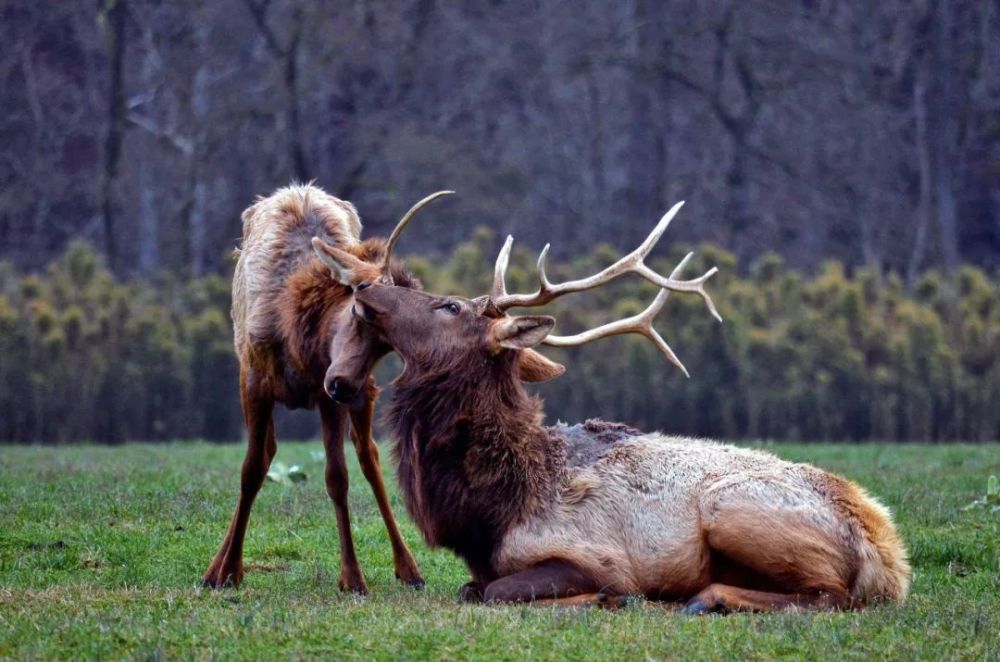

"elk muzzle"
[325,373,360,404]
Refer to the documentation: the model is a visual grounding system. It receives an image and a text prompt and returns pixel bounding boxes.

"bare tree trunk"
[99,0,128,273]
[19,46,49,266]
[714,6,759,261]
[138,164,158,272]
[928,0,961,274]
[243,0,310,182]
[725,128,751,251]
[187,57,210,277]
[857,194,880,277]
[585,68,606,231]
[285,8,308,182]
[137,27,159,274]
[188,181,207,277]
[907,72,932,288]
[625,0,665,228]
[932,139,960,274]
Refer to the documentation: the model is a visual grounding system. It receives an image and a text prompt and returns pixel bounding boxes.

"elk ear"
[488,315,556,352]
[517,349,566,382]
[312,237,366,286]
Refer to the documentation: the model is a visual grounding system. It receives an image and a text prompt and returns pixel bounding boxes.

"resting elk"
[317,201,911,612]
[202,184,451,592]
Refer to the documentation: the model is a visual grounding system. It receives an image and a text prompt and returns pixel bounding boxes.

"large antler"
[491,201,722,376]
[543,254,696,376]
[381,190,454,279]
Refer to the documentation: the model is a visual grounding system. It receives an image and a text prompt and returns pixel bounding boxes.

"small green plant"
[962,474,999,512]
[265,462,307,486]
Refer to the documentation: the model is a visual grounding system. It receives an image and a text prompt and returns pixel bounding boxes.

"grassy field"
[0,441,997,660]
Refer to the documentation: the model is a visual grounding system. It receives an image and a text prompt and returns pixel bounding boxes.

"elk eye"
[354,302,377,322]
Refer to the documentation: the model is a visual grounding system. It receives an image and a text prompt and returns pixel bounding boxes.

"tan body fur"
[236,185,360,342]
[498,434,910,604]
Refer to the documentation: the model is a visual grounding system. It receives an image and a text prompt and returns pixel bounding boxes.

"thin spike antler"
[490,201,721,376]
[381,190,454,279]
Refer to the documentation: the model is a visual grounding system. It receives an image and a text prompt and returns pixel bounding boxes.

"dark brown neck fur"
[387,350,564,580]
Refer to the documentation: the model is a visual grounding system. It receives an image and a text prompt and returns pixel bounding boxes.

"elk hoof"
[339,582,369,595]
[458,581,484,603]
[396,571,426,589]
[681,595,723,615]
[202,567,241,590]
[611,594,640,609]
[338,579,369,595]
[338,570,369,595]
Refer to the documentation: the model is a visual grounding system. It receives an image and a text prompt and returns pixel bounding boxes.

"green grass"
[1,442,997,660]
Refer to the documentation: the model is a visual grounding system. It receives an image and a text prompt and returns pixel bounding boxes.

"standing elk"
[318,201,911,612]
[202,184,450,592]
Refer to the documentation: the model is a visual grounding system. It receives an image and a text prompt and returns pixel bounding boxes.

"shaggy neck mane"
[387,350,563,580]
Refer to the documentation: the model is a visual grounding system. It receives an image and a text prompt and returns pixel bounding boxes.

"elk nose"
[325,377,358,404]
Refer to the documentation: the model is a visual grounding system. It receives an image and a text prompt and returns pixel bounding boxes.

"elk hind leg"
[682,583,847,614]
[689,495,854,613]
[348,383,424,587]
[533,593,634,609]
[203,376,275,589]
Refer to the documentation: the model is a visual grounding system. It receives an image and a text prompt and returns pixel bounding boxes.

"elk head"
[311,191,452,403]
[311,191,565,403]
[340,201,722,385]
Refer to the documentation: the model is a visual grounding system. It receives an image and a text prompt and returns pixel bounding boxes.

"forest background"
[1,0,996,443]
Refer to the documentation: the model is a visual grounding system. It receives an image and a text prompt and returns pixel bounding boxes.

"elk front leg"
[482,559,601,604]
[348,382,424,587]
[319,399,367,594]
[203,377,276,589]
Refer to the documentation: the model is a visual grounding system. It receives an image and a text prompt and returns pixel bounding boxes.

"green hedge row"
[0,238,996,443]
[0,244,239,443]
[408,230,1000,442]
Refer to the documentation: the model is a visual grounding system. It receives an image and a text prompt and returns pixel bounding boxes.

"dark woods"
[1,1,998,276]
[0,239,996,443]
[0,1,997,443]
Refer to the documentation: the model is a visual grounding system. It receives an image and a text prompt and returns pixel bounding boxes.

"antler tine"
[542,253,698,377]
[492,201,720,320]
[491,235,514,301]
[381,190,454,275]
[536,243,553,289]
[633,258,722,323]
